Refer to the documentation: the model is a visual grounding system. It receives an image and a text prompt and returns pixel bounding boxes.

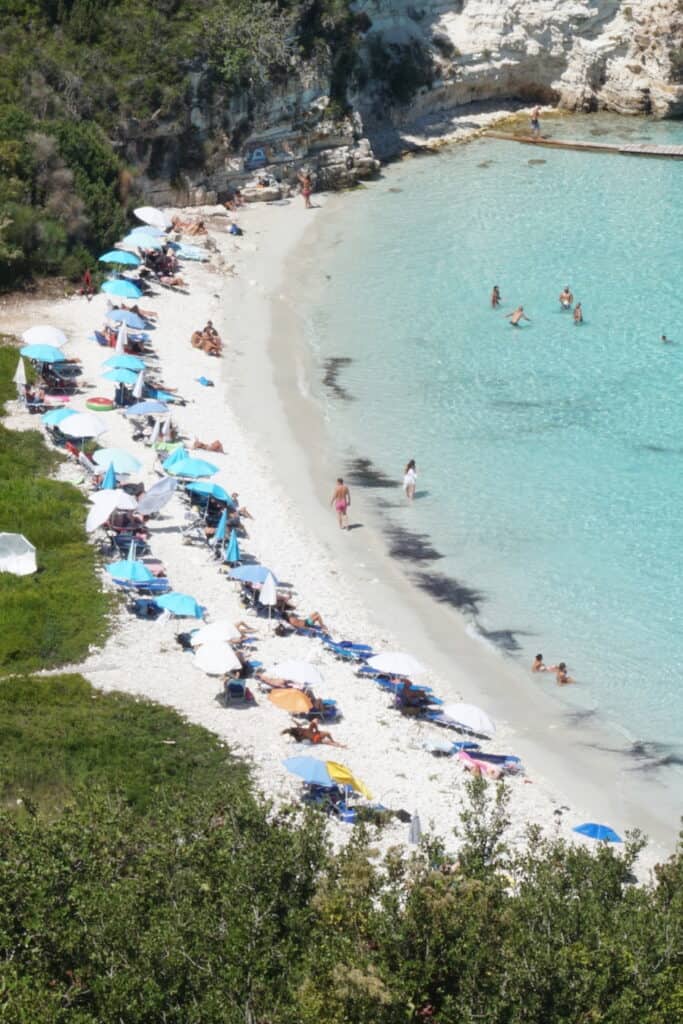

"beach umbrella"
[99,463,117,490]
[155,591,203,618]
[103,354,146,372]
[259,572,278,625]
[20,344,66,364]
[230,564,278,586]
[136,476,178,516]
[0,533,37,576]
[271,660,322,687]
[408,811,422,845]
[194,641,241,675]
[115,322,128,354]
[125,400,169,417]
[367,652,425,677]
[134,206,170,230]
[86,489,137,532]
[105,559,155,583]
[283,757,372,799]
[103,367,138,386]
[189,621,241,647]
[185,480,233,504]
[101,279,143,299]
[213,509,228,547]
[42,406,75,427]
[225,527,240,564]
[165,456,218,479]
[107,310,147,330]
[121,233,163,252]
[148,419,161,447]
[441,702,496,737]
[161,446,189,469]
[93,448,142,475]
[269,689,313,714]
[132,370,145,400]
[13,358,27,389]
[573,823,622,843]
[130,225,165,238]
[22,325,67,348]
[60,411,107,439]
[99,250,141,266]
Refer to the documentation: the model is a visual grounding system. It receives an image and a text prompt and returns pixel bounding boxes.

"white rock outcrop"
[356,0,683,118]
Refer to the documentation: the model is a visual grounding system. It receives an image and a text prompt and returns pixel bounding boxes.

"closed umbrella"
[132,370,145,399]
[213,510,227,546]
[99,463,117,490]
[190,621,241,647]
[573,823,622,843]
[105,559,155,583]
[125,400,169,417]
[99,250,141,266]
[230,564,278,585]
[22,325,68,348]
[42,407,75,427]
[194,642,241,675]
[103,354,146,372]
[103,367,138,386]
[408,811,422,844]
[115,322,128,354]
[107,310,146,330]
[13,357,26,390]
[148,419,161,447]
[441,702,496,737]
[20,344,66,364]
[136,476,178,516]
[271,660,322,687]
[101,279,143,299]
[134,206,170,230]
[61,412,107,439]
[155,591,203,618]
[269,689,313,714]
[367,652,425,677]
[166,456,218,479]
[259,572,278,627]
[93,448,142,475]
[225,528,240,564]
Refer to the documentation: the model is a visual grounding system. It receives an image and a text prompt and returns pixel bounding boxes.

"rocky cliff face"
[355,0,683,121]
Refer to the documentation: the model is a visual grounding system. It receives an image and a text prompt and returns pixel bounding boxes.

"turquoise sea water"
[304,115,683,759]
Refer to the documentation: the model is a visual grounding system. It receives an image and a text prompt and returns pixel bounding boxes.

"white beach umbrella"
[0,533,37,576]
[271,660,322,687]
[22,325,68,348]
[115,322,127,354]
[13,357,27,390]
[134,206,170,230]
[190,621,241,647]
[194,642,241,676]
[366,652,425,677]
[441,702,496,738]
[132,370,145,399]
[86,489,137,532]
[259,571,278,629]
[60,412,108,439]
[136,476,177,516]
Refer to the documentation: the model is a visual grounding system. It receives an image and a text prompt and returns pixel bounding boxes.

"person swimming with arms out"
[559,286,573,310]
[573,302,583,325]
[505,306,531,327]
[491,285,501,309]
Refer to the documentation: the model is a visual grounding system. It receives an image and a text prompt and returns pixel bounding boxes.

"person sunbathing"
[398,679,431,708]
[193,438,225,453]
[120,302,157,320]
[191,328,221,356]
[281,718,345,747]
[284,610,327,631]
[159,274,186,289]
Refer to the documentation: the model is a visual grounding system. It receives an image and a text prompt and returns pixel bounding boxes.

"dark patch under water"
[345,456,399,489]
[477,626,530,653]
[528,159,547,166]
[384,523,444,562]
[584,738,683,772]
[322,356,354,402]
[638,443,683,456]
[410,570,483,615]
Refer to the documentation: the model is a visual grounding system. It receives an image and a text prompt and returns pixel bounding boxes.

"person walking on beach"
[331,477,351,530]
[559,286,573,310]
[573,302,583,325]
[298,171,313,209]
[505,306,531,327]
[403,459,417,500]
[491,285,501,309]
[530,105,541,137]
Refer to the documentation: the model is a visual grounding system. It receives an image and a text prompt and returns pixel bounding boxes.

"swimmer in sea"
[661,334,673,344]
[532,653,547,673]
[555,662,575,686]
[573,302,583,325]
[331,477,351,530]
[491,285,501,309]
[559,286,573,310]
[505,306,531,327]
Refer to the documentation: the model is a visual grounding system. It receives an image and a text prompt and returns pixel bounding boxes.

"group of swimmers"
[491,285,583,326]
[532,653,574,686]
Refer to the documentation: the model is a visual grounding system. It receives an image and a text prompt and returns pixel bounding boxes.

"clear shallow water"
[304,116,683,755]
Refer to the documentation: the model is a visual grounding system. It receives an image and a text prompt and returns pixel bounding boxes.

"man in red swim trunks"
[330,477,351,530]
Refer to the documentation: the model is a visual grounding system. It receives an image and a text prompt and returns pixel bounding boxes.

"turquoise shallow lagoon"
[305,115,683,760]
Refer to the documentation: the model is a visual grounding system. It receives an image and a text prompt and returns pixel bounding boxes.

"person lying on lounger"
[120,302,157,320]
[282,719,344,747]
[193,438,224,453]
[283,610,327,631]
[397,679,431,709]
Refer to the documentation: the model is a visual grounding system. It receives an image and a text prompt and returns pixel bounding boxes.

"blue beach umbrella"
[100,463,117,490]
[103,367,138,386]
[125,400,169,417]
[573,822,622,843]
[283,757,335,788]
[129,225,165,238]
[162,446,189,470]
[101,279,143,299]
[102,354,146,372]
[155,591,203,618]
[42,407,75,427]
[213,510,228,546]
[20,344,66,363]
[93,448,142,475]
[107,310,147,329]
[185,480,233,504]
[225,528,240,564]
[121,233,163,251]
[98,250,141,266]
[166,456,218,479]
[230,564,278,586]
[106,559,155,583]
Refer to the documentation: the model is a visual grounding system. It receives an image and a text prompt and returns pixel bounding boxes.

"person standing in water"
[573,302,583,325]
[403,460,417,500]
[491,285,501,308]
[505,306,531,327]
[331,477,351,530]
[530,105,541,137]
[559,286,573,310]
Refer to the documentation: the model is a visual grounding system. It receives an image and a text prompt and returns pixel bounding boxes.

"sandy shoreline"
[1,147,676,870]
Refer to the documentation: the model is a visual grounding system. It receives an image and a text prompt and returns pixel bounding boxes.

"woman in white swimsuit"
[403,459,417,500]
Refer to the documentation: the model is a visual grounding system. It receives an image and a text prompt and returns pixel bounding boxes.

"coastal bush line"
[0,342,110,672]
[0,669,680,1024]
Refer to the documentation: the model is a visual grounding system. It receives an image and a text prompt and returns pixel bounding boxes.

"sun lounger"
[113,578,171,595]
[223,679,256,705]
[457,750,503,780]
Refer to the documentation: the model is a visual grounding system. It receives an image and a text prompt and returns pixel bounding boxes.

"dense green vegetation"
[0,342,110,671]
